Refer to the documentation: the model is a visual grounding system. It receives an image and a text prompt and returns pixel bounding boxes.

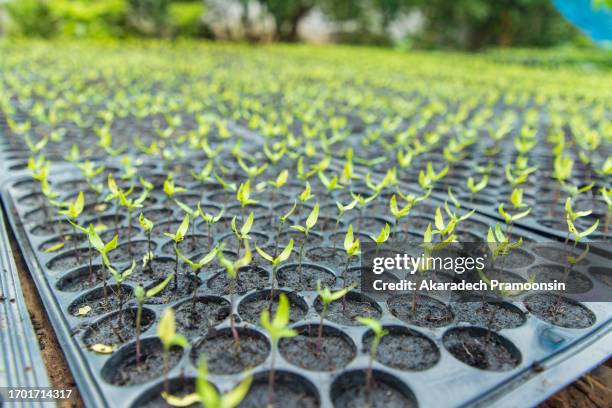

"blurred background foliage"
[0,0,610,50]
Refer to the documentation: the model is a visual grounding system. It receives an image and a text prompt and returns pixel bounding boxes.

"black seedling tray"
[2,157,611,408]
[0,203,52,408]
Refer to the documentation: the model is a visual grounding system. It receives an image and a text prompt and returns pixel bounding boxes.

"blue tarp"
[553,0,612,43]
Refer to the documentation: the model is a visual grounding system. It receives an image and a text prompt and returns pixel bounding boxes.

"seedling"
[217,241,252,344]
[58,191,85,259]
[601,187,611,238]
[332,198,358,248]
[175,200,200,251]
[133,273,174,366]
[236,180,258,222]
[191,161,214,184]
[230,212,254,256]
[357,317,388,396]
[117,188,148,256]
[238,156,268,181]
[343,225,361,293]
[466,175,489,202]
[163,172,186,202]
[162,357,252,408]
[260,294,297,407]
[176,246,218,318]
[291,202,319,285]
[88,228,119,307]
[164,214,190,291]
[370,223,390,253]
[273,201,297,254]
[138,213,155,271]
[197,203,224,250]
[158,308,189,394]
[498,203,531,237]
[351,192,377,235]
[256,239,294,309]
[214,172,237,206]
[105,260,136,325]
[315,281,356,353]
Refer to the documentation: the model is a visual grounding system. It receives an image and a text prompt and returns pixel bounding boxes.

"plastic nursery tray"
[2,161,611,408]
[0,205,52,408]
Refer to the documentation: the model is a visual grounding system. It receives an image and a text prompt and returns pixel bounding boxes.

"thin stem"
[135,301,142,367]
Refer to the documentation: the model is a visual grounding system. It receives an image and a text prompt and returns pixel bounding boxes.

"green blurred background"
[0,0,610,50]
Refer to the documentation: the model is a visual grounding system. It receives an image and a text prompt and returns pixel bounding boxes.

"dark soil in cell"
[238,290,308,325]
[364,326,439,371]
[301,215,340,231]
[238,371,319,408]
[274,202,313,218]
[277,263,336,290]
[452,301,526,330]
[31,220,72,236]
[56,265,105,292]
[174,296,230,339]
[315,292,381,326]
[158,220,186,234]
[277,230,324,247]
[102,339,183,386]
[217,231,269,252]
[528,264,593,294]
[83,307,155,347]
[55,179,90,191]
[494,248,535,269]
[279,325,355,371]
[133,377,197,408]
[107,240,156,264]
[329,230,374,245]
[589,266,612,287]
[524,294,596,328]
[24,206,63,223]
[39,233,86,251]
[47,247,91,270]
[190,328,269,374]
[171,193,202,207]
[332,370,418,408]
[443,327,521,371]
[12,179,38,192]
[532,245,590,266]
[17,191,46,206]
[99,226,134,242]
[131,257,191,284]
[306,246,359,269]
[388,294,454,328]
[68,284,132,317]
[144,274,201,305]
[207,265,269,295]
[225,203,269,217]
[348,216,390,234]
[198,216,234,236]
[138,208,173,222]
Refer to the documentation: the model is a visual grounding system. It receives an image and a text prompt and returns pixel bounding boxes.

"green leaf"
[275,239,294,264]
[306,203,319,230]
[103,234,119,254]
[256,246,274,263]
[176,214,190,242]
[241,212,254,237]
[146,273,175,298]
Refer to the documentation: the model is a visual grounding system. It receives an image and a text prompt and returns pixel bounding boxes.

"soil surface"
[190,329,269,374]
[388,294,454,328]
[207,266,269,295]
[105,340,183,386]
[528,265,593,294]
[135,377,197,408]
[238,290,308,325]
[332,371,417,408]
[82,307,155,346]
[174,296,230,339]
[56,265,106,292]
[524,294,596,328]
[68,284,131,317]
[452,301,526,330]
[314,293,381,326]
[277,263,336,290]
[238,372,319,408]
[443,327,520,371]
[364,327,439,371]
[279,325,355,371]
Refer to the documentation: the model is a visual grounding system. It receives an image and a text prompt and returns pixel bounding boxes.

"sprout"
[164,214,190,291]
[117,187,148,257]
[163,172,187,200]
[291,202,319,286]
[466,175,489,200]
[370,223,390,252]
[158,308,190,395]
[191,161,214,183]
[162,358,252,408]
[238,157,268,181]
[351,192,377,235]
[256,239,294,309]
[138,212,155,271]
[88,227,119,306]
[318,171,342,193]
[230,212,254,256]
[197,203,224,250]
[134,273,174,366]
[105,260,136,325]
[342,224,360,292]
[316,281,356,353]
[59,191,85,259]
[565,198,599,243]
[357,317,388,395]
[217,241,252,344]
[332,198,358,248]
[260,294,297,406]
[176,246,218,319]
[175,200,200,251]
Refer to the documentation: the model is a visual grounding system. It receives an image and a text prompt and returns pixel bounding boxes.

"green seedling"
[370,223,390,252]
[316,281,356,353]
[351,192,377,235]
[357,317,388,396]
[163,172,187,201]
[175,200,200,251]
[88,228,119,306]
[332,198,358,248]
[58,191,85,259]
[343,225,361,293]
[158,308,190,395]
[256,239,294,309]
[230,212,254,256]
[601,187,611,238]
[260,294,297,406]
[134,273,174,366]
[191,161,214,183]
[217,241,252,344]
[466,175,489,201]
[105,260,136,325]
[238,156,268,181]
[139,213,155,271]
[565,198,599,243]
[498,203,531,237]
[197,203,224,250]
[164,214,190,291]
[291,203,319,286]
[214,172,237,206]
[117,187,148,256]
[162,357,252,408]
[318,170,342,193]
[176,246,218,318]
[273,201,297,254]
